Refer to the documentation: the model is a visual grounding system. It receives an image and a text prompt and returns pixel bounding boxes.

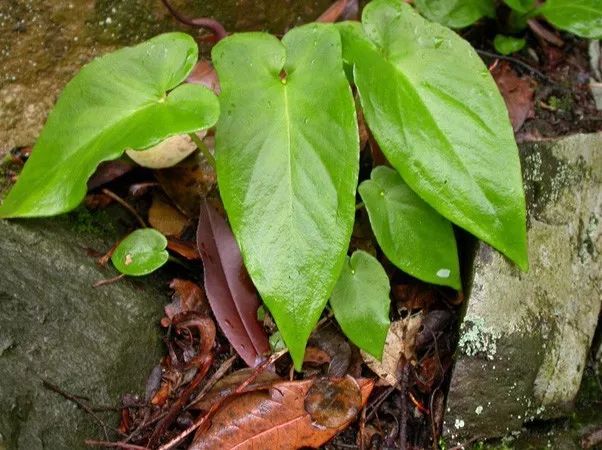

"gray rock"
[0,209,166,449]
[445,133,602,443]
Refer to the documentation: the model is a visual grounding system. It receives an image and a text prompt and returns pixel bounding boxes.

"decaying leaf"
[190,377,374,450]
[491,61,535,131]
[187,60,221,94]
[362,314,423,386]
[162,279,209,326]
[126,134,199,169]
[197,198,270,367]
[304,376,363,429]
[149,195,190,237]
[316,0,359,22]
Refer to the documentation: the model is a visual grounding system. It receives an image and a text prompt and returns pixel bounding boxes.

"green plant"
[0,0,528,369]
[415,0,602,43]
[111,228,169,276]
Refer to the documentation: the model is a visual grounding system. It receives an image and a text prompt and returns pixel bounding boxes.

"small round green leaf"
[359,166,461,289]
[112,229,169,276]
[330,251,391,360]
[494,35,527,55]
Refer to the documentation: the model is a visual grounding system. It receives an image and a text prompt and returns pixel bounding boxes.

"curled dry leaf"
[187,60,221,94]
[87,159,134,190]
[149,195,190,237]
[190,377,374,450]
[491,61,535,131]
[362,314,423,386]
[156,151,216,217]
[197,197,270,367]
[162,279,209,326]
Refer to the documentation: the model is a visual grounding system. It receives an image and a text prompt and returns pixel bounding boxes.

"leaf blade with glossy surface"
[0,33,220,218]
[330,251,391,359]
[414,0,495,28]
[359,167,460,289]
[540,0,602,39]
[338,0,528,270]
[212,24,359,368]
[112,228,169,276]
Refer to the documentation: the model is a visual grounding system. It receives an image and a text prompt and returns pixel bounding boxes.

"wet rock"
[445,133,602,443]
[0,207,166,449]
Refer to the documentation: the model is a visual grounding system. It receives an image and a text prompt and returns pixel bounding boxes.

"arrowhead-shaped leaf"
[359,166,460,289]
[0,33,220,218]
[112,228,169,276]
[540,0,602,39]
[212,24,359,369]
[337,0,528,270]
[330,250,391,359]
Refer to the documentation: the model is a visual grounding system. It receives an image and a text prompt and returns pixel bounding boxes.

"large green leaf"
[337,0,528,270]
[414,0,495,28]
[212,24,359,369]
[330,251,391,360]
[359,166,460,289]
[504,0,536,14]
[540,0,602,39]
[0,33,219,219]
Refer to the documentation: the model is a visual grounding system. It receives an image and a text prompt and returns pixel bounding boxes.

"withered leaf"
[491,61,535,131]
[187,60,221,94]
[304,376,362,429]
[190,377,374,450]
[163,279,209,325]
[149,195,190,237]
[362,314,423,386]
[197,198,269,367]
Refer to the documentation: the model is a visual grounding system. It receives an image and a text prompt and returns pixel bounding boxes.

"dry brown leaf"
[491,61,535,131]
[362,314,423,386]
[163,279,209,325]
[149,195,190,237]
[190,377,374,450]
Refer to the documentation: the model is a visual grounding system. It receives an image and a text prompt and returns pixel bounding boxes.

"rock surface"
[0,207,167,450]
[445,133,602,443]
[0,0,332,156]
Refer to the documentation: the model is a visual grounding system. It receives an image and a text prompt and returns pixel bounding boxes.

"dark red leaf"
[491,61,535,131]
[87,160,134,190]
[196,197,270,367]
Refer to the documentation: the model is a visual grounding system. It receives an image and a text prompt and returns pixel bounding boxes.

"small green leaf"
[0,33,220,219]
[414,0,495,28]
[494,35,527,55]
[540,0,602,39]
[112,229,169,276]
[337,0,528,271]
[330,251,391,360]
[212,24,359,369]
[504,0,536,14]
[359,167,460,289]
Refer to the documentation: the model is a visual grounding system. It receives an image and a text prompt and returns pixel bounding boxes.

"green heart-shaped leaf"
[330,250,391,360]
[503,0,536,13]
[414,0,495,28]
[212,24,359,369]
[112,229,169,276]
[359,166,460,289]
[0,33,220,219]
[493,35,527,55]
[540,0,602,39]
[338,0,528,270]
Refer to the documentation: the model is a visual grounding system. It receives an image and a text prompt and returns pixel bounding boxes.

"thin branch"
[160,0,227,41]
[85,440,149,450]
[101,188,146,228]
[476,49,548,81]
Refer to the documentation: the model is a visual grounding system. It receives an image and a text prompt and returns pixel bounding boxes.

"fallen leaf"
[491,61,535,131]
[197,197,270,367]
[191,368,282,411]
[127,134,199,169]
[304,376,362,429]
[167,238,201,261]
[163,279,209,325]
[87,160,134,190]
[362,314,423,386]
[190,377,374,450]
[316,0,359,22]
[149,195,190,237]
[307,324,351,377]
[156,151,216,217]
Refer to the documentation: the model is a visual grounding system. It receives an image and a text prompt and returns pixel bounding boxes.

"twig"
[101,188,146,228]
[188,133,216,169]
[93,274,125,288]
[160,0,227,41]
[398,363,410,450]
[187,354,237,409]
[527,19,564,47]
[476,49,548,81]
[157,350,287,450]
[85,440,149,450]
[43,380,114,441]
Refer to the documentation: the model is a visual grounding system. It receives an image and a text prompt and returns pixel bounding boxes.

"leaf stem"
[189,133,216,169]
[160,0,227,41]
